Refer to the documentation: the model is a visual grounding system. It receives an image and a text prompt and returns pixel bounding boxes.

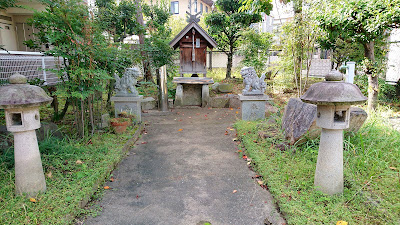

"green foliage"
[238,30,273,74]
[0,0,17,10]
[235,108,400,224]
[205,0,261,78]
[95,0,143,42]
[0,127,140,224]
[27,0,132,137]
[239,0,273,14]
[277,9,322,96]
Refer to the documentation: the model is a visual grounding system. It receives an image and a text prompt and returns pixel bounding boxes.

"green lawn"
[0,125,141,224]
[235,109,400,224]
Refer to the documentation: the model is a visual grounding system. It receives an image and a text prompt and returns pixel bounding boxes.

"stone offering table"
[173,77,214,107]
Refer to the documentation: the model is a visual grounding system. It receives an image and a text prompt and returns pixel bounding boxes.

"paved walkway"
[85,108,285,225]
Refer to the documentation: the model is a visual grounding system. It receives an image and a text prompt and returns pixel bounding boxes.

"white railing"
[0,51,63,86]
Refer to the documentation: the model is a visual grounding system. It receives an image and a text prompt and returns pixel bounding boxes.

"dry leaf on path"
[76,160,83,164]
[232,190,237,193]
[104,186,111,190]
[389,166,397,170]
[29,198,37,203]
[178,129,183,131]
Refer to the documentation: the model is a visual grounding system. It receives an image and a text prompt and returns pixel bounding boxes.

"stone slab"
[141,97,157,110]
[210,96,230,108]
[173,77,214,84]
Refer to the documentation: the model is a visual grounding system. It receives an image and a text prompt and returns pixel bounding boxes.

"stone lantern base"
[239,94,270,121]
[111,96,143,122]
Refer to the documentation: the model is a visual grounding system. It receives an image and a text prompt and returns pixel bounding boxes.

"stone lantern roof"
[300,70,367,106]
[0,73,52,109]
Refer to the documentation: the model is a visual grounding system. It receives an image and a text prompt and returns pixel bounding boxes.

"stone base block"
[142,97,157,110]
[239,94,270,121]
[111,95,143,122]
[211,96,230,108]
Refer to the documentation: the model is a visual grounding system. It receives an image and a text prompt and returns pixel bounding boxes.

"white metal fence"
[0,51,62,86]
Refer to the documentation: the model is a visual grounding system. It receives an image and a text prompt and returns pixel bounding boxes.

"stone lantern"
[300,70,367,195]
[0,73,52,197]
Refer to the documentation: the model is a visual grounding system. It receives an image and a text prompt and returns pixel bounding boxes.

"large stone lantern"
[300,70,367,195]
[0,73,52,197]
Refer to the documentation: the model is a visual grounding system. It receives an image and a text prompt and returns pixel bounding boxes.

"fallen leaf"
[178,129,183,131]
[141,142,147,144]
[46,171,52,178]
[136,195,139,199]
[243,155,248,160]
[235,111,239,114]
[336,221,348,225]
[204,115,207,117]
[104,186,110,190]
[225,131,229,135]
[237,150,242,152]
[257,180,263,185]
[229,128,234,131]
[29,198,37,203]
[230,108,233,110]
[76,160,83,165]
[188,117,192,119]
[232,190,237,193]
[110,177,115,182]
[389,166,397,170]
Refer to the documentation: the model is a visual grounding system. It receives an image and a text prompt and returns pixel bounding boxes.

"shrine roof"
[169,21,218,49]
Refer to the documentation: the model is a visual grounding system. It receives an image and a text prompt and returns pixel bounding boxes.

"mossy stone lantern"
[0,73,52,197]
[300,70,367,195]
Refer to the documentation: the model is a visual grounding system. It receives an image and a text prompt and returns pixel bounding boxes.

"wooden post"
[208,50,212,70]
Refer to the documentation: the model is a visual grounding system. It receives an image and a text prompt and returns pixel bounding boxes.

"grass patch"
[235,110,400,224]
[0,125,141,224]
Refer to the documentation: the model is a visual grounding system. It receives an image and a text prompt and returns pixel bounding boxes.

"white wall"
[386,29,400,84]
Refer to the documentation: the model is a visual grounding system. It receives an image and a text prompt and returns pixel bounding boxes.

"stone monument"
[238,67,270,120]
[111,68,143,122]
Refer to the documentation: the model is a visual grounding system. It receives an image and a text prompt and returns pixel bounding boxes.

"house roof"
[169,21,218,49]
[202,0,213,6]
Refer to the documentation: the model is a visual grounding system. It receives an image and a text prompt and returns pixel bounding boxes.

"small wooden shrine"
[169,20,217,77]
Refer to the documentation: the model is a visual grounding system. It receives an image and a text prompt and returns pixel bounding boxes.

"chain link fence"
[0,52,63,86]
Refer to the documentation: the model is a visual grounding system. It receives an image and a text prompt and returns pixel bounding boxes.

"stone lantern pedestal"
[0,73,52,197]
[301,70,367,195]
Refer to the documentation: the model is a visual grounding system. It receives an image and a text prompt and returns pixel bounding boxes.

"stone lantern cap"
[300,70,367,105]
[0,73,52,109]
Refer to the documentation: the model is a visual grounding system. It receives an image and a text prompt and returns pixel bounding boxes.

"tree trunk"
[226,52,233,79]
[364,41,378,111]
[134,0,152,82]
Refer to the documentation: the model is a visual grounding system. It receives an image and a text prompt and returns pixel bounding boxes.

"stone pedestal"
[14,130,46,196]
[239,94,270,121]
[173,77,213,107]
[315,128,343,195]
[111,96,143,122]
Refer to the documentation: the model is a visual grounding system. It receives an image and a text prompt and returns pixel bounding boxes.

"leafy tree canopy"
[205,0,261,78]
[0,0,18,10]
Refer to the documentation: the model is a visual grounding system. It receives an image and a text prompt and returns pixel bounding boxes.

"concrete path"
[85,108,285,225]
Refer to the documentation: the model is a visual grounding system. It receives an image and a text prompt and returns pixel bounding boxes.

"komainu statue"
[241,66,266,95]
[114,67,140,97]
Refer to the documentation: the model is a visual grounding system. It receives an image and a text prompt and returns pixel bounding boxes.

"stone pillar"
[111,96,143,122]
[175,84,183,107]
[314,129,344,195]
[202,84,210,107]
[239,94,270,121]
[14,129,46,196]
